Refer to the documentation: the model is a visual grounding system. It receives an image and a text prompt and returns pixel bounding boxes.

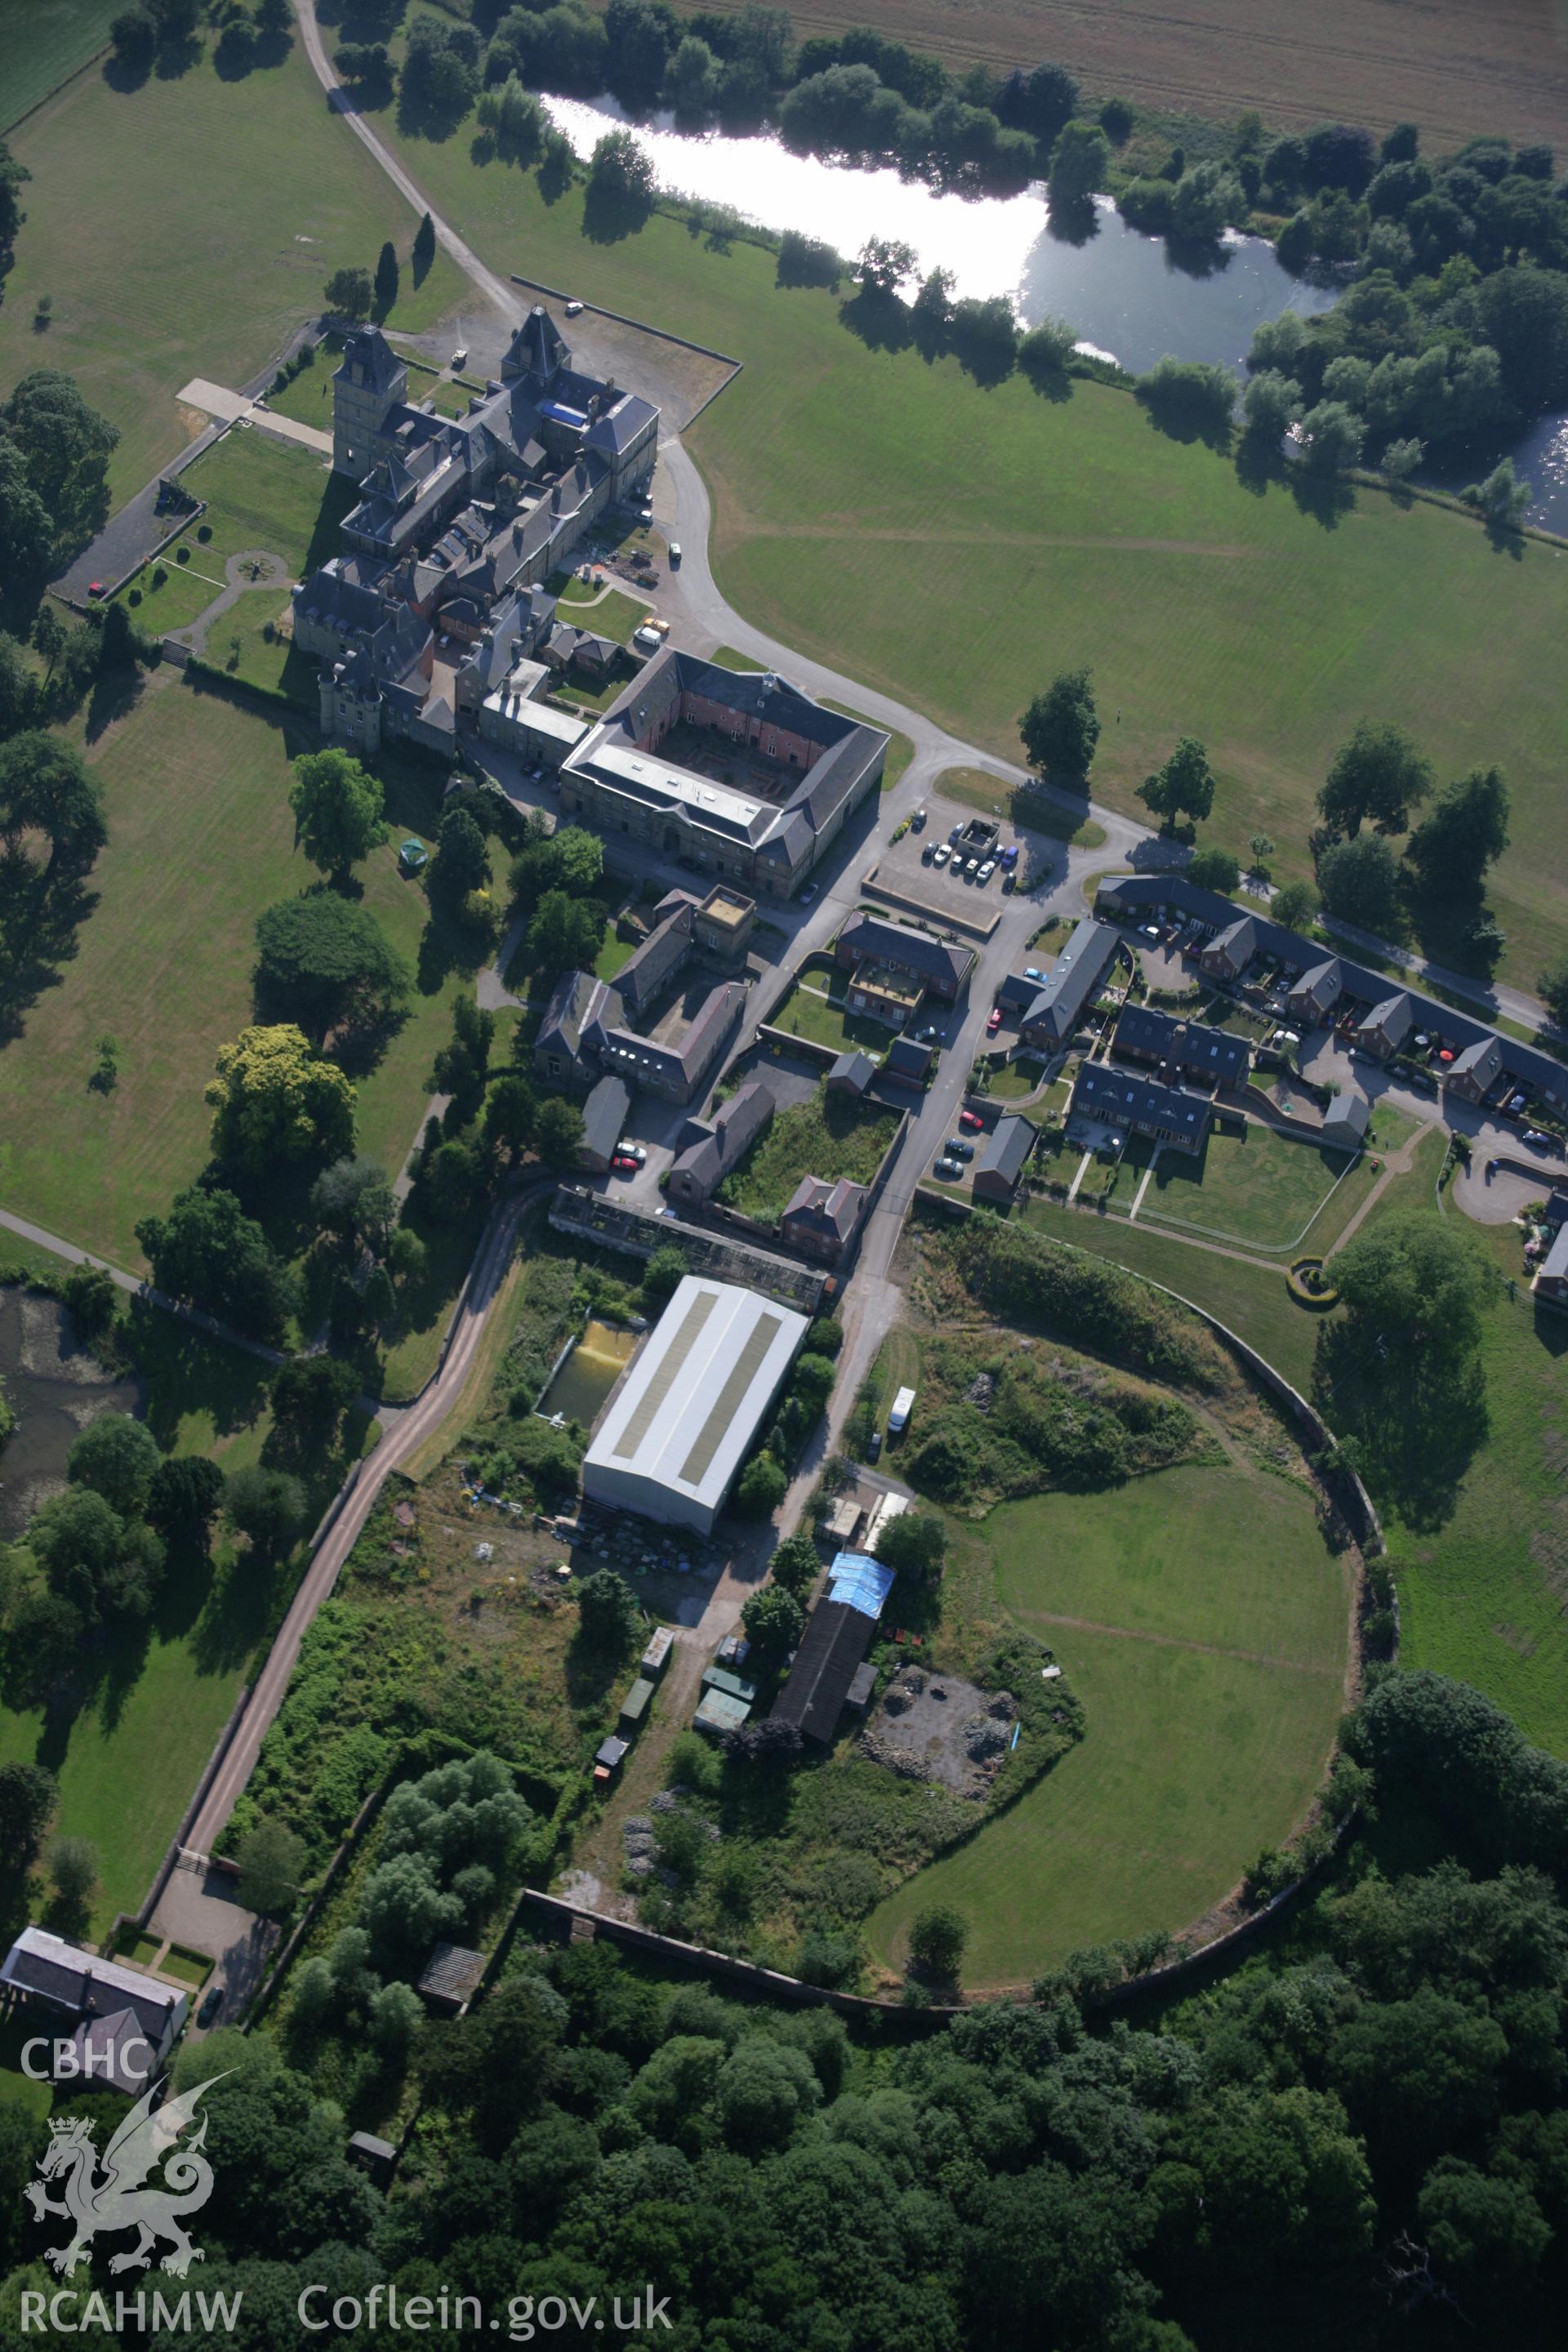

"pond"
[537,1316,639,1431]
[0,1285,142,1539]
[544,94,1334,376]
[544,95,1568,532]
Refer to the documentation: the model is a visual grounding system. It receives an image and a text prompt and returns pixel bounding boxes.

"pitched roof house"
[666,1080,775,1207]
[973,1114,1039,1201]
[1017,920,1121,1046]
[781,1174,869,1262]
[1355,991,1414,1060]
[1072,1062,1213,1152]
[1446,1033,1503,1104]
[1112,1002,1249,1091]
[835,911,974,1000]
[1198,915,1257,980]
[1287,957,1343,1024]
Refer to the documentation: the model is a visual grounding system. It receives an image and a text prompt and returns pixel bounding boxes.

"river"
[541,95,1568,533]
[0,1285,142,1539]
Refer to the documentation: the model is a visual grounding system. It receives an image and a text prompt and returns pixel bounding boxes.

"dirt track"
[697,0,1568,151]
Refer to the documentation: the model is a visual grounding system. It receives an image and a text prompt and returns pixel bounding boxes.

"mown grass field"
[377,133,1568,996]
[3,0,119,128]
[0,36,465,506]
[0,679,464,1272]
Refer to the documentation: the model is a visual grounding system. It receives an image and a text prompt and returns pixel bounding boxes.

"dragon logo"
[24,2074,227,2278]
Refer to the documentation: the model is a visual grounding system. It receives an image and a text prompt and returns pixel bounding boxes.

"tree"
[287,749,388,878]
[1316,832,1402,933]
[0,733,106,880]
[235,1820,307,1919]
[1464,457,1531,533]
[1299,399,1365,473]
[1330,1214,1492,1372]
[207,1025,357,1175]
[535,1096,585,1170]
[412,209,436,280]
[737,1454,787,1520]
[483,1073,537,1165]
[576,1567,641,1650]
[1018,317,1077,387]
[225,1465,308,1561]
[369,1978,423,2058]
[137,1188,296,1341]
[310,1155,394,1254]
[147,1454,225,1551]
[429,804,491,906]
[0,1762,57,1875]
[1,372,118,552]
[588,128,656,211]
[1187,845,1241,892]
[741,1584,805,1655]
[1138,736,1215,830]
[1319,719,1434,837]
[254,893,411,1041]
[432,991,495,1112]
[1171,160,1243,243]
[874,1512,945,1578]
[1272,878,1319,932]
[664,34,721,117]
[907,1903,966,1981]
[270,1355,358,1453]
[715,2038,821,2152]
[857,237,917,296]
[66,1411,160,1517]
[1404,767,1510,895]
[1020,667,1099,781]
[30,1486,163,1624]
[1418,2158,1551,2279]
[642,1244,687,1303]
[1241,368,1301,442]
[1381,435,1424,484]
[60,1264,115,1345]
[1539,956,1568,1030]
[1049,119,1110,200]
[1477,265,1568,416]
[0,444,52,630]
[110,7,158,69]
[373,241,399,316]
[768,1530,819,1597]
[47,1837,99,1922]
[1136,356,1236,439]
[525,889,606,979]
[323,265,373,323]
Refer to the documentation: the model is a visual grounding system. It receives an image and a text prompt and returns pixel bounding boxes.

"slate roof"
[782,1174,867,1245]
[884,1035,935,1080]
[336,324,404,393]
[769,1597,877,1744]
[1018,920,1121,1041]
[416,1943,486,2007]
[1324,1090,1371,1140]
[1096,874,1568,1116]
[1357,991,1414,1049]
[1072,1061,1213,1143]
[1114,1001,1249,1089]
[581,1073,630,1165]
[1202,915,1258,970]
[1541,1223,1568,1285]
[974,1112,1038,1188]
[0,1928,180,2040]
[668,1080,775,1198]
[827,1049,877,1094]
[1289,957,1343,1013]
[838,911,973,993]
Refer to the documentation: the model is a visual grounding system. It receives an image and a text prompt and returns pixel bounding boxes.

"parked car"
[667,541,682,564]
[616,1140,648,1165]
[1524,1129,1561,1152]
[87,581,105,599]
[1024,965,1042,982]
[1507,1092,1529,1114]
[959,1108,984,1132]
[638,506,654,527]
[612,1154,639,1174]
[921,843,935,863]
[1141,924,1160,941]
[949,822,964,842]
[564,298,584,317]
[934,1156,963,1180]
[947,1138,974,1161]
[933,844,951,866]
[868,1428,883,1462]
[1001,871,1016,893]
[450,347,468,368]
[800,882,818,904]
[978,859,996,884]
[912,808,926,831]
[197,1986,224,2029]
[917,1023,940,1044]
[987,1008,1003,1033]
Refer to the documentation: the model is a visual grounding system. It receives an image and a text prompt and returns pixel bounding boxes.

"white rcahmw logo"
[24,2075,227,2279]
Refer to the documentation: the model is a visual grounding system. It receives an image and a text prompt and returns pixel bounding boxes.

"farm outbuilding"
[581,1276,810,1535]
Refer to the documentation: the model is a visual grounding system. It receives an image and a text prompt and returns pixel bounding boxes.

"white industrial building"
[581,1276,809,1535]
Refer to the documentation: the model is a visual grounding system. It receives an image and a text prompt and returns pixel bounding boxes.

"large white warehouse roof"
[582,1276,809,1534]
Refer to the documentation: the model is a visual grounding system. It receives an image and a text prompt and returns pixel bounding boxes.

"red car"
[612,1154,639,1174]
[959,1108,984,1132]
[87,581,106,599]
[986,1008,1003,1034]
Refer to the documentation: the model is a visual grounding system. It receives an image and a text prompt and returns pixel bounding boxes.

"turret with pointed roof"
[502,305,569,388]
[332,325,409,479]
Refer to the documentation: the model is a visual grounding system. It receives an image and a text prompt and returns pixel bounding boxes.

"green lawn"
[0,680,466,1272]
[1340,1135,1568,1756]
[937,766,1107,849]
[717,1090,899,1222]
[0,36,466,509]
[870,1619,1346,1988]
[1018,1195,1325,1393]
[559,586,647,644]
[376,128,1568,995]
[4,0,118,127]
[123,556,226,635]
[768,978,893,1055]
[175,427,345,574]
[1141,1121,1359,1253]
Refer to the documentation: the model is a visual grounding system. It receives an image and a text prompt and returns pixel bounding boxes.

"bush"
[735,1453,786,1520]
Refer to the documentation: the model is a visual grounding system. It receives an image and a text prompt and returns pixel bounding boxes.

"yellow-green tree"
[206,1024,356,1174]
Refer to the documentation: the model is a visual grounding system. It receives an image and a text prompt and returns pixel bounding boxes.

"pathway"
[181,1176,550,1856]
[176,377,334,457]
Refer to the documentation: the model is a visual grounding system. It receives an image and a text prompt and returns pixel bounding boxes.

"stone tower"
[331,326,408,480]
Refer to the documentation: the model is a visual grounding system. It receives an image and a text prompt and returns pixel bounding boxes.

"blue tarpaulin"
[539,399,589,430]
[827,1551,896,1619]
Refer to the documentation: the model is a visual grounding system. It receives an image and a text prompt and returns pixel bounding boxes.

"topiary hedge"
[1287,1255,1339,1308]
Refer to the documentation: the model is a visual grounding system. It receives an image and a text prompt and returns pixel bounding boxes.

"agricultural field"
[693,0,1568,150]
[377,136,1568,995]
[0,681,465,1275]
[0,34,466,507]
[716,1089,899,1220]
